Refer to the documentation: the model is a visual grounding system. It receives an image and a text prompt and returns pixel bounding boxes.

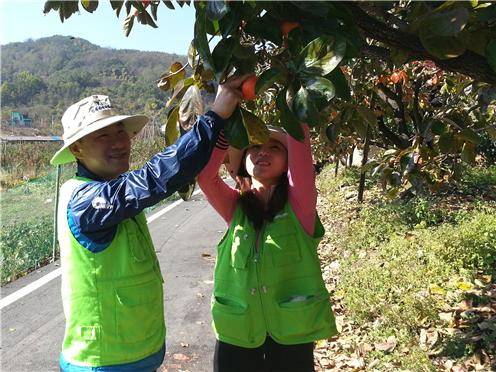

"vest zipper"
[253,223,272,337]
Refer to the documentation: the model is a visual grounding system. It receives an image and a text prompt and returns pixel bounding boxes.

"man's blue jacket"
[67,111,225,253]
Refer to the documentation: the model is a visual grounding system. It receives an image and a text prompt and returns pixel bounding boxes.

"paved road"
[1,192,226,372]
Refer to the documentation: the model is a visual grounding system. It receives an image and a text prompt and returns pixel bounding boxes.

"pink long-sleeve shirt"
[197,124,317,235]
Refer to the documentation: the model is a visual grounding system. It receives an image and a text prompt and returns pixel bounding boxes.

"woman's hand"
[211,74,250,120]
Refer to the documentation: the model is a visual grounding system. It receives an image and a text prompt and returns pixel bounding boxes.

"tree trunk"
[334,157,339,177]
[358,127,371,203]
[348,146,355,167]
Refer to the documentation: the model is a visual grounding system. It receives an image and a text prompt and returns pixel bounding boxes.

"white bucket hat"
[226,125,288,180]
[50,95,148,165]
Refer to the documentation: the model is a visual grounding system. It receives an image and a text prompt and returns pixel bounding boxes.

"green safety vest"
[212,202,337,348]
[58,177,165,366]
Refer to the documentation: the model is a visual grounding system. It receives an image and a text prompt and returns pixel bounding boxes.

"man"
[52,76,245,371]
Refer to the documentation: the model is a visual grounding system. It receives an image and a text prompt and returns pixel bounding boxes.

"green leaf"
[123,14,135,37]
[386,187,401,199]
[298,36,346,76]
[276,90,304,141]
[224,107,249,149]
[383,149,398,157]
[458,128,481,144]
[81,0,98,13]
[350,115,368,139]
[165,77,194,108]
[194,7,215,72]
[151,2,159,21]
[356,106,377,126]
[164,106,179,146]
[178,181,196,201]
[325,123,338,143]
[302,76,335,102]
[205,19,220,36]
[486,126,496,140]
[177,0,191,7]
[60,1,79,22]
[212,37,236,78]
[390,47,411,66]
[457,29,490,56]
[419,30,466,59]
[233,43,254,59]
[438,133,455,153]
[461,142,476,163]
[244,13,281,45]
[255,68,283,94]
[218,6,241,39]
[162,1,175,10]
[291,1,331,17]
[240,108,269,145]
[43,1,61,14]
[206,0,229,21]
[136,10,158,28]
[421,7,469,36]
[486,39,496,73]
[187,40,197,68]
[293,86,319,126]
[325,68,350,100]
[430,119,446,135]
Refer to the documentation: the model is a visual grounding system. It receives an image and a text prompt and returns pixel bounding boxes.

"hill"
[1,35,186,134]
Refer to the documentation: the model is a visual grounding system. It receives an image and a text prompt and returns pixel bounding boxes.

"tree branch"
[346,2,496,85]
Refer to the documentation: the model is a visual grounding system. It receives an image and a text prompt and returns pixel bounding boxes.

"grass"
[315,164,496,371]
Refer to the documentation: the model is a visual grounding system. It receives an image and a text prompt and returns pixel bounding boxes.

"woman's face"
[245,138,287,185]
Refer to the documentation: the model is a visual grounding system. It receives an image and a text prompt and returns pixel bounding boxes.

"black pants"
[214,336,315,372]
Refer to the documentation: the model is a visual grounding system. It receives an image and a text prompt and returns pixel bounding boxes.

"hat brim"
[226,126,288,181]
[50,114,148,165]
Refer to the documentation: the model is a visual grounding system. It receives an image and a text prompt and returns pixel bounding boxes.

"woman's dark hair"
[237,150,289,230]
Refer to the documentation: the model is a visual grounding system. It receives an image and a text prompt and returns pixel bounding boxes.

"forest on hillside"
[1,35,186,133]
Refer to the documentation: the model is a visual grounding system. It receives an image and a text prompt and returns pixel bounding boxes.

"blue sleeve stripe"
[67,206,111,253]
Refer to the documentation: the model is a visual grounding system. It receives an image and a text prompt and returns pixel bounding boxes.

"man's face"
[70,122,131,180]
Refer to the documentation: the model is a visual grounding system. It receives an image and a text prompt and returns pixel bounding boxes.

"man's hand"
[211,74,250,120]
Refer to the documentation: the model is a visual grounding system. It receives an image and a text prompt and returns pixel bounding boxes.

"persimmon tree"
[44,0,496,197]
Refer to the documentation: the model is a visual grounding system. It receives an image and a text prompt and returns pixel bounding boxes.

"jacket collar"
[76,161,105,181]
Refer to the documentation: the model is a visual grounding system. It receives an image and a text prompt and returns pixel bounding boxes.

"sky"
[0,0,195,55]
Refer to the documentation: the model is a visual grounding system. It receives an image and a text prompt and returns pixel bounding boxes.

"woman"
[198,122,337,372]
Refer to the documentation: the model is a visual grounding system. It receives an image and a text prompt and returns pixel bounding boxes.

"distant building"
[10,112,33,127]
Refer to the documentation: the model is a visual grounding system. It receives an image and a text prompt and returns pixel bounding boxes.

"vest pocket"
[274,294,331,339]
[266,232,302,267]
[115,280,162,343]
[230,226,253,269]
[212,294,252,343]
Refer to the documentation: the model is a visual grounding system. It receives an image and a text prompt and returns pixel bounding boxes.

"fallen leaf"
[429,284,446,296]
[457,281,473,291]
[368,359,380,368]
[375,335,397,353]
[173,353,190,361]
[439,311,453,322]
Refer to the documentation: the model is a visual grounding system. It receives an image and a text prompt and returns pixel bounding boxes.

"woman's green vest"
[58,177,165,367]
[212,202,337,348]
